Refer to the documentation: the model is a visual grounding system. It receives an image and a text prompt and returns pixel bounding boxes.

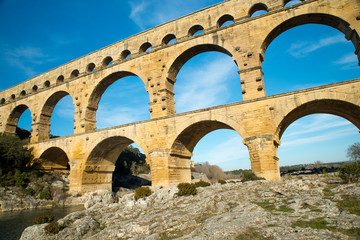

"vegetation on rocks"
[134,186,152,201]
[34,215,54,224]
[45,222,63,234]
[177,183,197,196]
[193,180,211,188]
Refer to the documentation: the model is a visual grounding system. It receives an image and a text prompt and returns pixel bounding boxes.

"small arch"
[20,90,26,97]
[86,63,96,72]
[56,75,64,84]
[10,94,15,100]
[217,14,235,28]
[139,42,152,53]
[120,50,131,60]
[188,25,204,36]
[36,147,70,171]
[284,0,302,7]
[0,98,5,104]
[70,69,79,79]
[162,34,176,45]
[249,3,268,17]
[32,85,38,92]
[44,80,51,88]
[102,56,113,66]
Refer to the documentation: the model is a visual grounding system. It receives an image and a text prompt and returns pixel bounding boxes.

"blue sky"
[1,0,359,171]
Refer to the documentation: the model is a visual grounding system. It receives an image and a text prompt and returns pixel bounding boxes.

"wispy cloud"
[281,115,356,147]
[96,105,148,129]
[4,46,56,77]
[333,52,358,70]
[175,56,236,112]
[194,136,248,165]
[288,35,346,58]
[128,1,150,30]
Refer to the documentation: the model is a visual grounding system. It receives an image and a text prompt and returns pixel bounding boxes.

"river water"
[0,205,84,240]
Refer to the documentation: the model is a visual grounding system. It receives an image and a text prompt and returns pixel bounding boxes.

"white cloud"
[96,105,147,129]
[288,35,346,58]
[175,56,236,112]
[194,136,248,165]
[128,1,149,30]
[333,53,358,70]
[4,46,56,77]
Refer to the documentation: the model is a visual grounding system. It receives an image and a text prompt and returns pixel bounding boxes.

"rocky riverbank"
[20,174,360,239]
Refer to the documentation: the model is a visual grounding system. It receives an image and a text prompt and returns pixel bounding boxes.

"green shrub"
[34,215,54,224]
[45,222,62,234]
[241,171,265,182]
[339,162,360,183]
[194,180,211,188]
[24,187,35,196]
[218,180,226,185]
[177,183,197,196]
[39,187,52,200]
[134,186,152,201]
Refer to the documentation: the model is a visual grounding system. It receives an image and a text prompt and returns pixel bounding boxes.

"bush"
[24,187,35,196]
[34,215,54,224]
[241,170,265,182]
[339,162,360,183]
[0,135,33,171]
[177,183,197,196]
[39,187,52,200]
[45,222,63,234]
[218,180,226,185]
[194,180,211,188]
[134,186,152,201]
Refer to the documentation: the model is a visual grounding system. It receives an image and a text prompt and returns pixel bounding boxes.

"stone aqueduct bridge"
[0,0,359,192]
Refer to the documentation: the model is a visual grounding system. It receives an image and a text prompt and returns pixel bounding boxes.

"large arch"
[35,147,70,171]
[276,99,360,140]
[167,44,234,83]
[38,91,74,141]
[81,136,147,192]
[85,71,146,131]
[261,13,360,65]
[5,104,32,136]
[168,120,244,185]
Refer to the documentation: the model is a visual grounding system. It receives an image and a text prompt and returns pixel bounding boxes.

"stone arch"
[87,63,96,72]
[85,71,145,131]
[56,75,64,84]
[120,50,131,60]
[70,69,79,79]
[38,91,74,140]
[188,25,204,36]
[139,42,152,53]
[249,3,268,17]
[167,44,234,83]
[35,147,70,171]
[283,0,303,7]
[168,119,246,185]
[102,56,113,66]
[162,34,176,45]
[5,104,32,135]
[32,85,38,93]
[261,13,360,65]
[81,136,146,192]
[216,14,235,28]
[276,99,360,140]
[44,80,51,88]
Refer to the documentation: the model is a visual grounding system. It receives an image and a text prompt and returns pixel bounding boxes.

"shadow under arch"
[38,91,74,141]
[168,120,244,185]
[5,104,32,136]
[34,147,70,171]
[261,13,360,65]
[276,99,360,140]
[167,44,234,82]
[81,136,148,192]
[85,71,146,131]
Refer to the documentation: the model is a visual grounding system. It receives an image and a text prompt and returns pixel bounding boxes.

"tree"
[347,142,360,162]
[0,135,33,172]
